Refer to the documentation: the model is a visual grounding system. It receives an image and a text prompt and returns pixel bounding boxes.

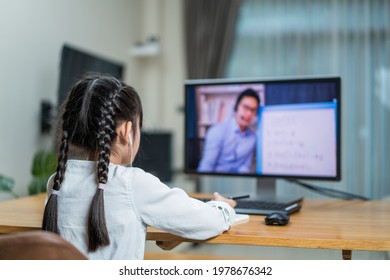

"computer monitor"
[184,76,341,201]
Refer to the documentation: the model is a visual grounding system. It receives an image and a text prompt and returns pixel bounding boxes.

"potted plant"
[0,174,19,198]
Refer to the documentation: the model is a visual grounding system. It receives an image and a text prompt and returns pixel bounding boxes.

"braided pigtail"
[87,92,117,252]
[42,114,70,233]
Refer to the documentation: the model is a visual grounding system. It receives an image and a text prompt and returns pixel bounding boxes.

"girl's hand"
[212,192,237,208]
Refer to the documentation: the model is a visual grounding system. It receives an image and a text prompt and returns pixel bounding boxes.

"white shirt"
[45,160,236,260]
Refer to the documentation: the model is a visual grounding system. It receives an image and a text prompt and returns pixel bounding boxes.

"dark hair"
[234,88,260,111]
[42,73,143,252]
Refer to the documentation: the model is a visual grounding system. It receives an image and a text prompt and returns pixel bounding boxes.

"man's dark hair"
[234,88,260,111]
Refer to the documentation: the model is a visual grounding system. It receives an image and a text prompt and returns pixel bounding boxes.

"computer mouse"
[264,212,290,226]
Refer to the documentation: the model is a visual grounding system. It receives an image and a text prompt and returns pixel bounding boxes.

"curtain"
[226,0,390,199]
[184,0,242,79]
[184,0,242,193]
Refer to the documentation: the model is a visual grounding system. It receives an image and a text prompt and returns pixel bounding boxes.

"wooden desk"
[1,194,389,259]
[0,194,45,233]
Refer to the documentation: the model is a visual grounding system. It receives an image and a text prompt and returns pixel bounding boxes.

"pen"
[228,194,250,200]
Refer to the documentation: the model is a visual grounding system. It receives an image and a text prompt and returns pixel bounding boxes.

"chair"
[0,231,87,260]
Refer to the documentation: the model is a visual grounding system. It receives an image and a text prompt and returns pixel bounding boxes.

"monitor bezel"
[184,76,341,181]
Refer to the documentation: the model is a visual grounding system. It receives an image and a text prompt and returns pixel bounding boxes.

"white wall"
[0,0,186,199]
[134,0,187,172]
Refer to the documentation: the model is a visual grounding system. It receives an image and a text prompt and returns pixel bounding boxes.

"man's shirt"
[198,117,257,173]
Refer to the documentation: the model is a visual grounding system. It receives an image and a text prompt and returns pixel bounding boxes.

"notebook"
[234,214,250,224]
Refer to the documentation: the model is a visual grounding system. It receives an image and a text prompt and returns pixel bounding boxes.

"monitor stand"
[254,178,303,204]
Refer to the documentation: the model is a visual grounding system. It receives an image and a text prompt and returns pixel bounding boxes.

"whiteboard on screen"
[258,103,337,177]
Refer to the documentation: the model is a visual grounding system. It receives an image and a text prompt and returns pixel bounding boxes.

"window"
[226,0,390,198]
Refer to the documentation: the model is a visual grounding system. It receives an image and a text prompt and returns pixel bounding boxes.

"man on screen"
[197,88,260,173]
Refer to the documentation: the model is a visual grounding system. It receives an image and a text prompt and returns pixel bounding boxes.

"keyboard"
[196,198,302,215]
[235,200,301,215]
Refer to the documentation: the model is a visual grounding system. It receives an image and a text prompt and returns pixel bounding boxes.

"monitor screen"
[184,76,341,181]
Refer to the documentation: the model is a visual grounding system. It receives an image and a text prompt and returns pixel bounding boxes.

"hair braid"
[87,91,118,252]
[42,112,70,233]
[53,130,69,190]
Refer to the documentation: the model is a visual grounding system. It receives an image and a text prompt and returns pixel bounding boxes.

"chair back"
[0,231,87,260]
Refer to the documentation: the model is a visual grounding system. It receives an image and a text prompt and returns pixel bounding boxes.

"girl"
[42,73,236,259]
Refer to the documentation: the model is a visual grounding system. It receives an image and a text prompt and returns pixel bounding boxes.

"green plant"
[0,173,19,198]
[28,150,57,195]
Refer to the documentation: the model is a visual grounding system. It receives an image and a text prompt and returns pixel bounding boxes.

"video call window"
[184,77,341,181]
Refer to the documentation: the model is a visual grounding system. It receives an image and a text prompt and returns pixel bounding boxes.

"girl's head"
[58,73,143,162]
[42,73,143,252]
